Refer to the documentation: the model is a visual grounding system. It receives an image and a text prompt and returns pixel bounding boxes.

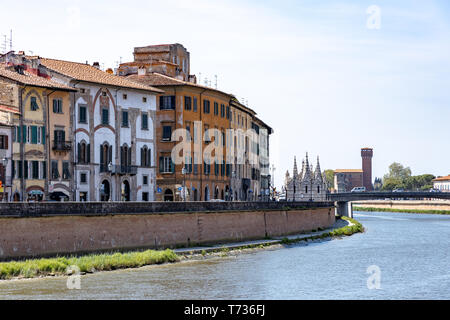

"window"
[79,105,87,123]
[143,97,147,103]
[193,97,198,112]
[30,97,39,111]
[204,125,210,142]
[54,130,65,143]
[203,100,210,114]
[80,88,86,94]
[122,93,127,100]
[220,104,225,118]
[102,108,109,125]
[62,163,70,181]
[226,106,230,120]
[159,156,174,173]
[102,91,106,97]
[141,146,151,167]
[32,161,39,179]
[185,122,191,140]
[160,96,176,110]
[23,161,28,179]
[51,161,59,179]
[41,161,46,179]
[78,142,90,163]
[142,192,149,201]
[184,96,192,111]
[141,113,148,130]
[80,173,87,184]
[214,163,219,176]
[184,155,192,173]
[143,175,148,185]
[0,135,8,149]
[52,99,63,113]
[203,160,210,175]
[162,126,172,141]
[214,102,218,115]
[122,110,129,127]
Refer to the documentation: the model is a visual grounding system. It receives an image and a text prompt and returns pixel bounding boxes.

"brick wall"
[0,202,334,260]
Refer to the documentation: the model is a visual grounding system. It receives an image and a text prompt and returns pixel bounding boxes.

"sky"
[1,0,449,189]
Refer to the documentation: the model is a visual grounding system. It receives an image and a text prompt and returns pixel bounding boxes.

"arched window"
[140,145,151,167]
[78,141,90,164]
[100,143,112,171]
[121,144,132,167]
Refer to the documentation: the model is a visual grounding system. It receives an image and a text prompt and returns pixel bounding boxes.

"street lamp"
[1,158,8,202]
[181,167,186,202]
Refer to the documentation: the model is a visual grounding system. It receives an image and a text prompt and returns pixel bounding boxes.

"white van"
[351,187,366,193]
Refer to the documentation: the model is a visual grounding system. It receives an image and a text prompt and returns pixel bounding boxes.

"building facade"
[40,58,162,201]
[0,53,76,201]
[120,43,272,202]
[333,147,373,193]
[432,175,450,192]
[284,154,328,201]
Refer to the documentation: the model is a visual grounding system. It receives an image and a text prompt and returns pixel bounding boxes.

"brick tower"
[361,148,373,191]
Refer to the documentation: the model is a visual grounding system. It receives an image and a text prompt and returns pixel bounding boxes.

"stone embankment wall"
[0,202,335,260]
[353,200,450,211]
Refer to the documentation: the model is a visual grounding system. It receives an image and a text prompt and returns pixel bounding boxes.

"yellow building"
[0,54,75,201]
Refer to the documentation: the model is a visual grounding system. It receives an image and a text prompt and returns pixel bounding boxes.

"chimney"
[92,62,100,69]
[138,67,147,76]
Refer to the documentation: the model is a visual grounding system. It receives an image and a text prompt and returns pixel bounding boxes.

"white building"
[433,175,450,192]
[284,154,329,201]
[40,58,163,201]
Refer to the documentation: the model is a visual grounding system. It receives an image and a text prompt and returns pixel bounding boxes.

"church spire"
[314,156,323,181]
[293,156,298,178]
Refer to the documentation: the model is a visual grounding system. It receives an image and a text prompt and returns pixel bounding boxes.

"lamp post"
[181,167,186,202]
[1,158,8,202]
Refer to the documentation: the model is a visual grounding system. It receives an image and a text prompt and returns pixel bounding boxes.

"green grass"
[279,216,364,245]
[354,206,450,215]
[0,249,179,280]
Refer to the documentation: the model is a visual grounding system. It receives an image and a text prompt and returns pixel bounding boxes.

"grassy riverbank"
[279,216,364,245]
[354,206,450,215]
[0,249,179,280]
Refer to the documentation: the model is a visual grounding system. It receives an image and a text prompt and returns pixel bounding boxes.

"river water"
[0,211,449,300]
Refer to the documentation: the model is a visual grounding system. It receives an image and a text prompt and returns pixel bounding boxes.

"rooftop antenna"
[204,76,208,86]
[9,29,12,51]
[214,75,217,89]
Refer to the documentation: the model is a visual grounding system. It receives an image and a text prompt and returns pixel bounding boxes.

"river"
[0,210,449,300]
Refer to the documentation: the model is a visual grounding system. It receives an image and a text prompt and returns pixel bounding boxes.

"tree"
[323,170,334,189]
[381,162,435,191]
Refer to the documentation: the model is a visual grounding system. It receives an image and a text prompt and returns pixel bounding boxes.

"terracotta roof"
[126,72,233,96]
[39,58,164,93]
[0,64,75,91]
[433,175,450,182]
[334,169,363,173]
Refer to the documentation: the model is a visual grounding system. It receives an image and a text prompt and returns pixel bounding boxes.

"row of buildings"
[0,44,272,202]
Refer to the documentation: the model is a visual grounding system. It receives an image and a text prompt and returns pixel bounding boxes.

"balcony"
[99,164,137,175]
[52,140,71,151]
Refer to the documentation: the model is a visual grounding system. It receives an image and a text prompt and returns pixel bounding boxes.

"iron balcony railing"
[52,140,71,151]
[99,164,137,175]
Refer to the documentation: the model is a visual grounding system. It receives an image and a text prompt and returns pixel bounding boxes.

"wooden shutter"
[31,126,37,144]
[22,125,27,143]
[148,149,151,167]
[87,144,90,163]
[171,96,176,109]
[77,143,81,163]
[42,126,45,145]
[108,146,112,164]
[100,145,104,165]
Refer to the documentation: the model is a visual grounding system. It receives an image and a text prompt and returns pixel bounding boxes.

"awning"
[28,190,43,195]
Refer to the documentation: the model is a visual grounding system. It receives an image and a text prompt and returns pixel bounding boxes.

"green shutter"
[22,125,27,143]
[42,126,45,145]
[31,126,38,144]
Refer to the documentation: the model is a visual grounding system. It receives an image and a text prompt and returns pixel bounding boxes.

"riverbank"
[354,206,450,215]
[353,200,450,215]
[0,216,363,281]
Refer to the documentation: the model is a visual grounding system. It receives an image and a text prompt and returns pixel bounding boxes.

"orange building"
[125,72,232,201]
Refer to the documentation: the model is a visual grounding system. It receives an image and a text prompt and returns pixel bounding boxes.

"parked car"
[392,188,404,192]
[351,187,366,193]
[429,188,441,193]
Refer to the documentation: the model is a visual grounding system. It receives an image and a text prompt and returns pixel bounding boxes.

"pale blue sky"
[1,0,449,189]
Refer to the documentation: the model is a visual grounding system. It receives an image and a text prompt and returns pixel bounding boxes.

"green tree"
[324,170,334,189]
[382,162,411,191]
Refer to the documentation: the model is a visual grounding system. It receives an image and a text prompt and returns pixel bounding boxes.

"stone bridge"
[327,192,450,217]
